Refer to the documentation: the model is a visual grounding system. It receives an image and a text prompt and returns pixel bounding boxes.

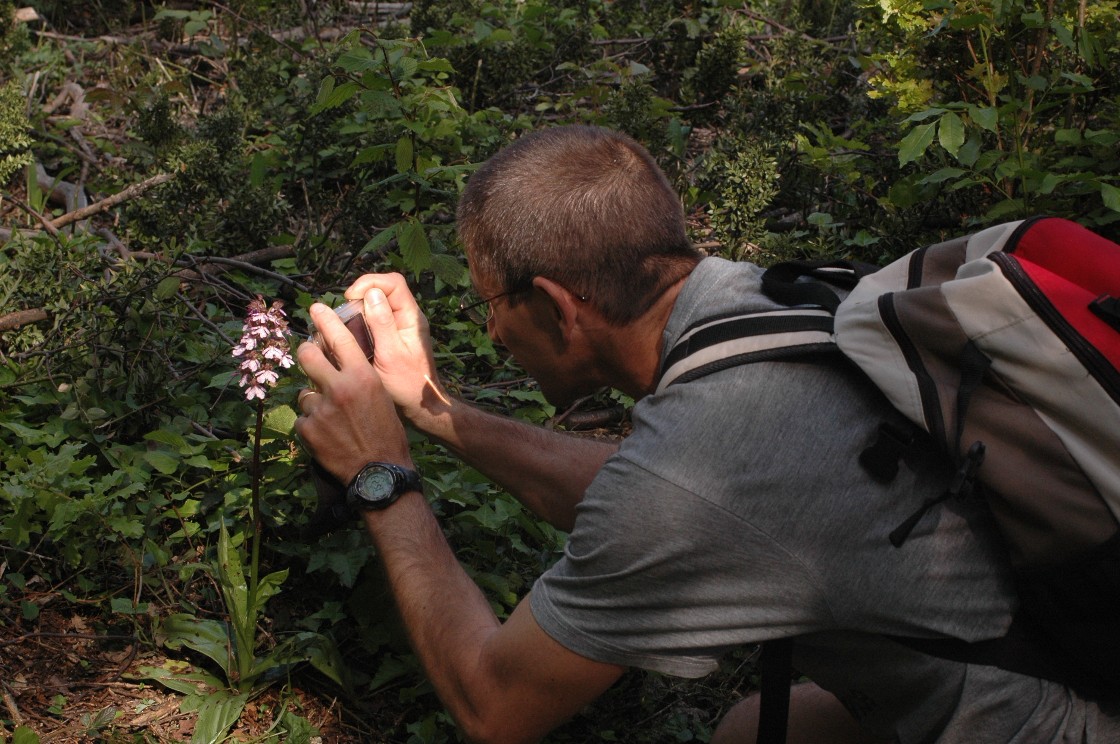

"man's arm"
[418,401,615,531]
[343,273,616,531]
[294,299,624,742]
[368,489,624,743]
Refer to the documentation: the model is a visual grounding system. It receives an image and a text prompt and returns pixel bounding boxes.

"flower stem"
[250,399,264,592]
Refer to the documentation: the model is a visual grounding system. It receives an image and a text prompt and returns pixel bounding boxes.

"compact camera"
[308,299,375,362]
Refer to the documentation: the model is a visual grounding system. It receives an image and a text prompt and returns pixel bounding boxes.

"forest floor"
[1,600,369,742]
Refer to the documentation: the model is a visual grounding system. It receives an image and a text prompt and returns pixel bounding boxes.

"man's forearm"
[364,492,501,734]
[408,398,617,532]
[362,491,624,744]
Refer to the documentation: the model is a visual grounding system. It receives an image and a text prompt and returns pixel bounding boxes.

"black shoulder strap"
[760,259,878,311]
[657,309,841,392]
[757,638,794,744]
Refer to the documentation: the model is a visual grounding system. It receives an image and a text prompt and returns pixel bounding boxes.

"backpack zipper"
[990,251,1120,406]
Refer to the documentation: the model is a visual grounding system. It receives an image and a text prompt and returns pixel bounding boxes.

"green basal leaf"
[158,614,234,676]
[154,276,182,300]
[919,167,966,185]
[145,428,191,453]
[143,450,180,475]
[251,568,289,617]
[361,223,398,256]
[11,726,41,744]
[140,661,226,696]
[217,525,251,640]
[190,690,248,744]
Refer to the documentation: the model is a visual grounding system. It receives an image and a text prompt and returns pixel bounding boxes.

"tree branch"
[0,308,50,332]
[49,172,175,230]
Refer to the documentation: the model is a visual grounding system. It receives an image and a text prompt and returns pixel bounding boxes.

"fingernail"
[365,288,386,308]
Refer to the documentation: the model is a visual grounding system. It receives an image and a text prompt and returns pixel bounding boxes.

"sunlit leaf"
[898,122,937,165]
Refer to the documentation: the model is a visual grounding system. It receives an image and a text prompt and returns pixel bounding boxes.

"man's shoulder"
[666,258,774,338]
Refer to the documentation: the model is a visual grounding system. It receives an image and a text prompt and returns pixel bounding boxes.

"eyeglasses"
[457,283,588,325]
[457,287,525,325]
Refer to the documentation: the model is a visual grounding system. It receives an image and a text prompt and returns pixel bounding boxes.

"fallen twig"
[49,172,175,230]
[1,681,22,727]
[0,309,50,333]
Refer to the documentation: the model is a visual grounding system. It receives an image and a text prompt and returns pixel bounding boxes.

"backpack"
[657,216,1120,741]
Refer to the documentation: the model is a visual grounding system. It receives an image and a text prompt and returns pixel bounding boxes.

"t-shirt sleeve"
[530,453,829,678]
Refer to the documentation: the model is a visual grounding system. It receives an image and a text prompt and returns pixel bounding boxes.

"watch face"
[356,465,396,504]
[347,462,419,511]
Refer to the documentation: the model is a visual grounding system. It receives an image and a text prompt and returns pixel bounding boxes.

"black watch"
[345,462,422,511]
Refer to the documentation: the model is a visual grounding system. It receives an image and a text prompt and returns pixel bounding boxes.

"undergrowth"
[1,0,1117,740]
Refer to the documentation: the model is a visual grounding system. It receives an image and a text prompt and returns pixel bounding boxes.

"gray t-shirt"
[530,257,1119,743]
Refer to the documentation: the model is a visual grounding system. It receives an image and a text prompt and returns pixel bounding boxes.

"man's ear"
[531,276,583,341]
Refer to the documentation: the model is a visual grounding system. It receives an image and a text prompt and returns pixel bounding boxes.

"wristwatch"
[345,462,422,511]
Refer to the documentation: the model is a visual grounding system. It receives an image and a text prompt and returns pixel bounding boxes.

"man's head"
[457,126,701,326]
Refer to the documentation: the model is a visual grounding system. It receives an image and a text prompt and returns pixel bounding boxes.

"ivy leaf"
[938,112,965,157]
[898,122,937,165]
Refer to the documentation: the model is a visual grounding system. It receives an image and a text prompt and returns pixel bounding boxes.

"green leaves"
[398,219,432,274]
[0,82,34,184]
[1101,183,1120,213]
[898,121,937,165]
[899,110,969,164]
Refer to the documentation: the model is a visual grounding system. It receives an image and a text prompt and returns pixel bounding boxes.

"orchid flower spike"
[233,296,293,401]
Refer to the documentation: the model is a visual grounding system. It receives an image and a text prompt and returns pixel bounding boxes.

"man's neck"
[596,274,692,400]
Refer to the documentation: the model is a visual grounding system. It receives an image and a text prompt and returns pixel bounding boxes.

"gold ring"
[297,388,320,405]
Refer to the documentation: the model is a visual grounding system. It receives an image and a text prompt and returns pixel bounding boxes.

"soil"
[1,602,368,742]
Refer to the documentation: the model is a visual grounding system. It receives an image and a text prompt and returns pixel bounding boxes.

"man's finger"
[297,388,322,412]
[309,302,369,369]
[362,287,400,354]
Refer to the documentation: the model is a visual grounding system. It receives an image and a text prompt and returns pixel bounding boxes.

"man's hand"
[344,273,454,425]
[295,294,413,487]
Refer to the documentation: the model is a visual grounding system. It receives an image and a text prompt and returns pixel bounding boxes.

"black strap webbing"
[757,638,794,744]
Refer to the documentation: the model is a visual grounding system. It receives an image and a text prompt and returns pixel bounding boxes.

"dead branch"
[127,244,301,287]
[0,308,49,333]
[49,172,175,230]
[6,195,60,238]
[37,163,89,216]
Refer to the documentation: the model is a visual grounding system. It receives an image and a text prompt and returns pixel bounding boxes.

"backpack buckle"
[1090,295,1120,332]
[859,421,917,482]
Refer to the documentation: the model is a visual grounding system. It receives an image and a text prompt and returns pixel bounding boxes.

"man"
[294,125,1118,743]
